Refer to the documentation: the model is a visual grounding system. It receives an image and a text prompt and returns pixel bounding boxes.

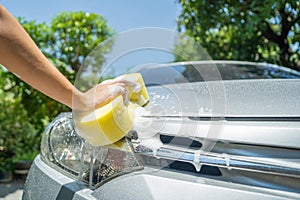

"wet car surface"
[23,61,300,200]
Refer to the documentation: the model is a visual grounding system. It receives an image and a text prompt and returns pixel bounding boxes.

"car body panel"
[24,155,300,200]
[145,79,300,118]
[23,61,300,200]
[136,79,300,149]
[23,155,94,200]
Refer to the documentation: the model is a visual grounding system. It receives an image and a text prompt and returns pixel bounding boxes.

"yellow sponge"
[79,73,149,146]
[124,73,149,107]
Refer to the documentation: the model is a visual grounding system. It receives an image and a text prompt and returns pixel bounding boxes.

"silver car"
[23,61,300,200]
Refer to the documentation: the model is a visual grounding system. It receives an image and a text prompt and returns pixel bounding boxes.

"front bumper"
[23,155,300,200]
[23,155,94,200]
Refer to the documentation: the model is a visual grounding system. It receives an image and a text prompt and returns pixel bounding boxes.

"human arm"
[0,5,126,110]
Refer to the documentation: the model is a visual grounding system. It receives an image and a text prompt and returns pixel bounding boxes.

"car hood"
[144,79,300,118]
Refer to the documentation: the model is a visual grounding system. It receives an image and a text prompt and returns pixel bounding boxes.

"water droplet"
[193,151,203,172]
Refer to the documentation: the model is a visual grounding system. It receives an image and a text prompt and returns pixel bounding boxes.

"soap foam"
[139,134,163,157]
[133,107,157,139]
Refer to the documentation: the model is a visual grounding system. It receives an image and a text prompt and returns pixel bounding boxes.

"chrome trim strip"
[140,116,300,121]
[133,143,300,178]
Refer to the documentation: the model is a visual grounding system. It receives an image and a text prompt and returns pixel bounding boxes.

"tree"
[2,12,113,135]
[177,0,300,70]
[0,12,113,166]
[50,12,113,75]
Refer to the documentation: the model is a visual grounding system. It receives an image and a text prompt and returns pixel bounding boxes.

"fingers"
[107,83,129,105]
[101,75,142,93]
[100,74,145,106]
[100,79,116,85]
[122,89,129,106]
[115,75,141,92]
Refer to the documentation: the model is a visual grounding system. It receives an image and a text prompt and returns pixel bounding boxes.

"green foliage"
[0,94,37,171]
[177,0,300,70]
[20,11,112,131]
[0,11,113,165]
[50,11,113,75]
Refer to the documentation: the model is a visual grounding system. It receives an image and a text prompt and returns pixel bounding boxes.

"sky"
[0,0,182,32]
[0,0,183,76]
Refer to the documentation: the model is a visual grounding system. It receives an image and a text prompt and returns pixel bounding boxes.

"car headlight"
[41,112,143,187]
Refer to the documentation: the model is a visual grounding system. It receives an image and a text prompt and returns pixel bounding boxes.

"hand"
[73,82,129,112]
[73,73,143,111]
[101,74,142,93]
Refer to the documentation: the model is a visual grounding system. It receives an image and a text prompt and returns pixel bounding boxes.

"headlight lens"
[41,113,143,187]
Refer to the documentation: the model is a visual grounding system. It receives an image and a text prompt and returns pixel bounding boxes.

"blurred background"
[0,0,299,195]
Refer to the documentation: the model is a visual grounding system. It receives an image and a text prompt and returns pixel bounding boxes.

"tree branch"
[262,21,280,43]
[279,1,290,38]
